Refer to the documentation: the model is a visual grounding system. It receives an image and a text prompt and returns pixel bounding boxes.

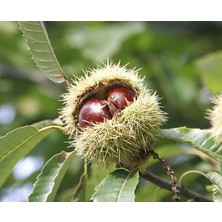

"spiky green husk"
[207,93,222,142]
[60,63,167,168]
[74,89,166,168]
[60,63,143,135]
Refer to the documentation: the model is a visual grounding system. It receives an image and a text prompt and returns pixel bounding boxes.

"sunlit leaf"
[85,166,111,201]
[18,21,67,83]
[72,172,87,202]
[28,151,75,202]
[91,168,139,202]
[72,160,90,202]
[196,51,222,94]
[206,172,222,193]
[160,127,222,163]
[32,119,56,130]
[0,121,57,187]
[206,172,222,201]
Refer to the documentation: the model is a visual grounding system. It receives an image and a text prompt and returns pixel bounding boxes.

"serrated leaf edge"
[18,21,67,84]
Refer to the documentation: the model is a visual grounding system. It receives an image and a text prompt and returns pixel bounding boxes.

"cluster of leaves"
[0,21,222,202]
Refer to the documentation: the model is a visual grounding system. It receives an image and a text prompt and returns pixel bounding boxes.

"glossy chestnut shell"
[78,87,135,128]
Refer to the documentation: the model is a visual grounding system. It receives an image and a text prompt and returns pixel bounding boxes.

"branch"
[139,170,213,202]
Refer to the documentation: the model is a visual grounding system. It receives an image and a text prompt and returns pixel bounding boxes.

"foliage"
[0,120,60,187]
[18,22,66,84]
[1,21,222,202]
[91,168,139,202]
[160,127,222,163]
[28,151,75,202]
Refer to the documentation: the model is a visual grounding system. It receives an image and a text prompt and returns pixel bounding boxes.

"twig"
[150,150,180,201]
[140,170,213,202]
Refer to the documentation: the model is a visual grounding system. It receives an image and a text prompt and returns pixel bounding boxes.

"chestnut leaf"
[91,168,139,202]
[206,172,222,193]
[28,151,76,202]
[206,172,222,201]
[160,127,222,163]
[0,120,57,188]
[18,21,67,84]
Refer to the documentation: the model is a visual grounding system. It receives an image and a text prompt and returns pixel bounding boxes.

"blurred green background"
[0,21,222,202]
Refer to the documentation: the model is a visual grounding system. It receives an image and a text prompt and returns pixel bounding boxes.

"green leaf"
[0,122,56,187]
[160,127,222,163]
[72,159,89,202]
[32,119,56,130]
[28,151,76,202]
[85,166,111,201]
[18,21,67,84]
[206,172,222,193]
[91,168,139,202]
[206,172,222,201]
[196,51,222,94]
[73,172,87,201]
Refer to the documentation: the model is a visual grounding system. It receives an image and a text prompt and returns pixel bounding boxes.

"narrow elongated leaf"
[160,127,222,163]
[206,172,222,201]
[85,165,110,201]
[73,172,87,202]
[206,172,222,193]
[18,21,66,83]
[72,160,89,202]
[32,119,55,130]
[91,168,139,202]
[0,122,56,187]
[28,151,76,202]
